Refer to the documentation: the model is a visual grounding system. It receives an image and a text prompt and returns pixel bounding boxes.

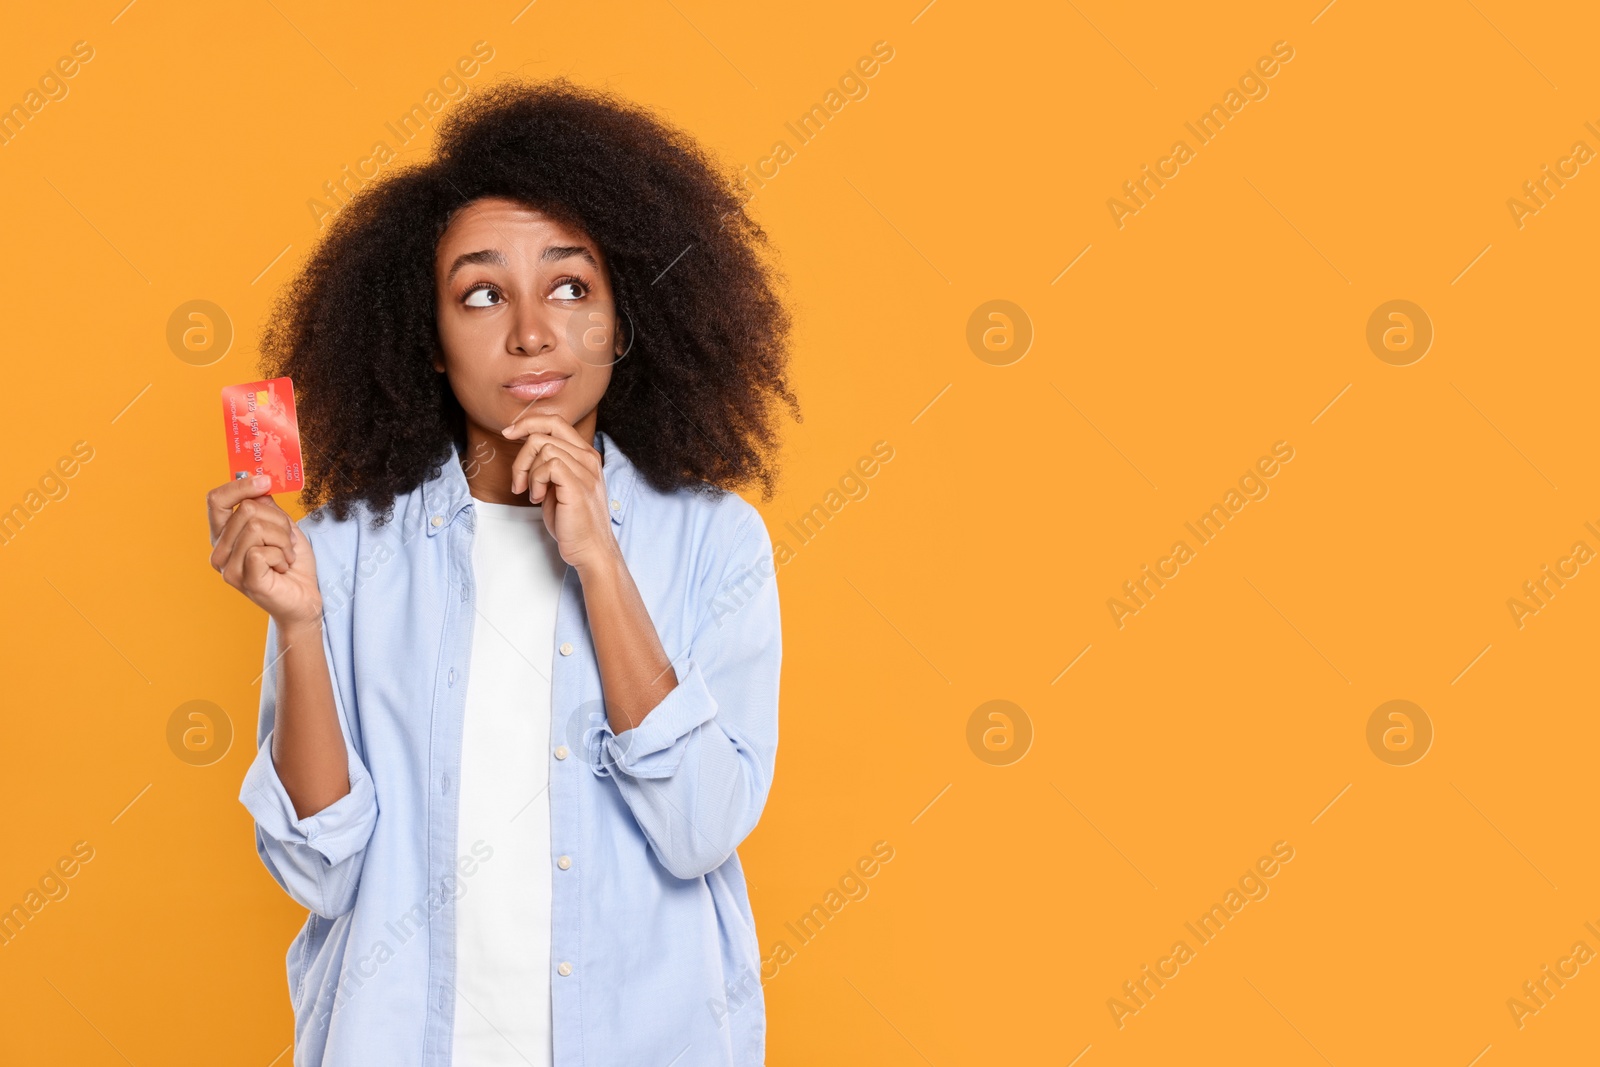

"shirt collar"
[420,428,639,537]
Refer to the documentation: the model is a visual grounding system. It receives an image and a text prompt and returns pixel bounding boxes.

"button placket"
[549,563,587,1019]
[431,505,474,1053]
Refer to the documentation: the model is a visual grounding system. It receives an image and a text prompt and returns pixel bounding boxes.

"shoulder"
[625,479,780,630]
[295,484,425,574]
[620,475,775,617]
[628,475,769,559]
[297,502,357,560]
[295,485,437,624]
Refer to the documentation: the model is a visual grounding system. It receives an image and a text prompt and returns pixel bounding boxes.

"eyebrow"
[445,244,601,284]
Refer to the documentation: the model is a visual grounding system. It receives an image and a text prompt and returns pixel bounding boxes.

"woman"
[205,78,798,1067]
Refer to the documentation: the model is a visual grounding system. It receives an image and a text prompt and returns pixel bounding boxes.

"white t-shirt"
[452,497,567,1066]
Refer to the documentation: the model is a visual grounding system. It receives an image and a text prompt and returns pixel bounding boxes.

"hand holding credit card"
[221,376,304,493]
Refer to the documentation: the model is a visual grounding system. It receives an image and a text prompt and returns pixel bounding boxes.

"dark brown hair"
[260,76,800,527]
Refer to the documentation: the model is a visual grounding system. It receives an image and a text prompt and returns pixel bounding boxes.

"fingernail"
[253,475,270,488]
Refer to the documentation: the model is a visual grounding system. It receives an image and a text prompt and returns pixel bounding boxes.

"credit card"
[221,376,304,493]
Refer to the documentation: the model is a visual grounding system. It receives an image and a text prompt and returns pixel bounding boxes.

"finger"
[211,501,260,569]
[241,545,291,587]
[257,497,299,562]
[207,475,275,543]
[528,453,589,506]
[511,435,597,494]
[509,435,552,496]
[211,501,294,571]
[274,505,301,561]
[211,503,296,574]
[500,414,599,458]
[223,535,264,590]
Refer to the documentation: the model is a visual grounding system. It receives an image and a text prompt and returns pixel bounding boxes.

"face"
[432,197,620,443]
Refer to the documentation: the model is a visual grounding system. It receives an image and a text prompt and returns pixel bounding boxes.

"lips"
[504,373,570,401]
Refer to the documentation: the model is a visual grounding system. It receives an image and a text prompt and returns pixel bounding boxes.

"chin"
[500,398,576,425]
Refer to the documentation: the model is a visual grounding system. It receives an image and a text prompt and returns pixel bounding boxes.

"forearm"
[269,616,351,820]
[587,516,783,879]
[578,550,678,735]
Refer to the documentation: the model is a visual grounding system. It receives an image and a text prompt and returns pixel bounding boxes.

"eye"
[551,276,589,301]
[462,283,502,308]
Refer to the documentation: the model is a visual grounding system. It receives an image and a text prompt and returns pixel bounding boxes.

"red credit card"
[221,376,304,493]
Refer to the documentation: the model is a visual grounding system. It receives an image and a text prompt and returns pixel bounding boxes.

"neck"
[461,409,598,505]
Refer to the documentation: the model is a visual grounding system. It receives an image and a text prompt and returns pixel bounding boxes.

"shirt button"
[448,668,456,686]
[609,499,620,511]
[557,855,572,870]
[557,962,573,977]
[441,774,450,794]
[431,515,443,527]
[559,642,574,656]
[554,745,569,761]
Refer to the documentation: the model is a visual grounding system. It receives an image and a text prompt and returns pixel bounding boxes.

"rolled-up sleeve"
[239,611,379,918]
[598,510,782,880]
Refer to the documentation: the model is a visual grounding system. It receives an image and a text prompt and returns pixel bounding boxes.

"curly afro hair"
[260,76,800,529]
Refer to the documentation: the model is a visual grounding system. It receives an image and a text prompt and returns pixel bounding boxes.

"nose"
[509,297,555,356]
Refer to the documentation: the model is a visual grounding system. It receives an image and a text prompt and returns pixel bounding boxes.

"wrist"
[276,610,324,643]
[573,542,626,586]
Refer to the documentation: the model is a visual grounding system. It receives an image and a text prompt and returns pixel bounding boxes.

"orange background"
[2,2,1597,1064]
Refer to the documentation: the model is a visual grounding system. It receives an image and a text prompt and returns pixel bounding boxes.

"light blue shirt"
[238,429,782,1066]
